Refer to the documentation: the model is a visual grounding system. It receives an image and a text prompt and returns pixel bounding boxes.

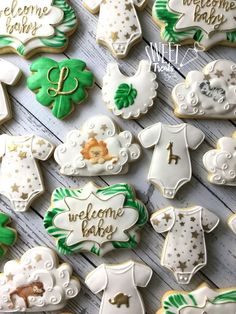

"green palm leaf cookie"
[114,83,138,110]
[0,212,17,257]
[27,58,94,119]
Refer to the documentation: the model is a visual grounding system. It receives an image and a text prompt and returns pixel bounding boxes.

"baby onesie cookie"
[203,132,236,186]
[0,134,54,212]
[0,0,77,58]
[228,214,236,234]
[0,212,17,257]
[173,60,236,119]
[0,59,21,125]
[138,123,205,199]
[157,283,236,314]
[102,60,158,119]
[153,0,236,50]
[27,58,94,119]
[0,246,80,312]
[44,181,148,256]
[151,206,219,284]
[85,261,152,314]
[83,0,148,58]
[54,115,141,176]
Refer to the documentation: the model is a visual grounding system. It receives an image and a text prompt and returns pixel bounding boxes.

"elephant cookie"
[27,58,94,119]
[83,0,148,58]
[0,0,77,58]
[0,212,17,258]
[85,261,152,314]
[54,115,141,176]
[203,132,236,186]
[172,60,236,119]
[153,0,236,50]
[102,60,158,119]
[0,246,80,312]
[157,283,236,314]
[44,181,148,256]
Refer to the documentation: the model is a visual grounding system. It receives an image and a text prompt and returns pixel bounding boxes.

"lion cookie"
[151,206,219,284]
[0,134,54,212]
[54,115,141,176]
[102,60,158,119]
[153,0,236,50]
[27,58,94,119]
[203,132,236,186]
[44,181,148,256]
[85,261,152,314]
[0,212,17,258]
[157,283,236,314]
[0,0,77,58]
[0,246,80,312]
[172,60,236,119]
[138,122,205,199]
[83,0,148,58]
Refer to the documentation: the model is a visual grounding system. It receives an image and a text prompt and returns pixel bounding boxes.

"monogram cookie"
[151,206,219,284]
[153,0,236,49]
[44,181,148,256]
[203,132,236,186]
[172,60,236,119]
[27,58,94,119]
[0,0,77,58]
[54,115,141,176]
[157,283,236,314]
[102,60,158,119]
[85,261,152,314]
[0,246,80,312]
[138,122,205,199]
[83,0,148,58]
[0,212,17,258]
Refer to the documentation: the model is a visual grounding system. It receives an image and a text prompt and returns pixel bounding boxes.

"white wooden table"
[1,0,236,313]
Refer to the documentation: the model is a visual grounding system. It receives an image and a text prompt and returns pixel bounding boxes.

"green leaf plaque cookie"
[27,58,94,119]
[114,83,137,110]
[0,212,17,257]
[44,181,148,256]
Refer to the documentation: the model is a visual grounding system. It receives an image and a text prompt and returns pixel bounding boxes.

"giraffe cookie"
[151,206,219,284]
[0,212,17,258]
[86,261,152,314]
[0,134,54,212]
[157,283,236,313]
[83,0,148,58]
[0,246,80,312]
[27,58,94,119]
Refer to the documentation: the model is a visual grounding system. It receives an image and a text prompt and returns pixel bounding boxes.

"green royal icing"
[44,183,148,256]
[114,83,137,110]
[0,212,17,257]
[27,58,94,119]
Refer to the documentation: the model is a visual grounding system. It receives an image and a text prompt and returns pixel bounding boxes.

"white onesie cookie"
[102,60,158,119]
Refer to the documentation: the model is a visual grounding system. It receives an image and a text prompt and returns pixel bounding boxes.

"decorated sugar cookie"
[228,214,236,234]
[138,123,205,199]
[27,58,94,119]
[0,59,21,125]
[83,0,148,58]
[0,134,54,212]
[157,283,236,314]
[153,0,236,50]
[102,60,158,119]
[173,60,236,119]
[86,261,152,314]
[151,206,219,284]
[0,212,17,257]
[44,181,148,256]
[203,132,236,186]
[54,115,141,176]
[0,0,77,58]
[0,246,80,312]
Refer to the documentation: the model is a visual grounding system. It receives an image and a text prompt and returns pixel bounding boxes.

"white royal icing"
[228,214,236,235]
[172,60,236,119]
[54,115,141,176]
[203,132,236,185]
[0,246,80,312]
[102,60,158,119]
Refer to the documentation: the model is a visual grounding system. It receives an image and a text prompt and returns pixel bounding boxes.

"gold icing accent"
[166,142,181,165]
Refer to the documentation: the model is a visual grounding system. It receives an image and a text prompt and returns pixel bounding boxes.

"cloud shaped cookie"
[54,115,141,176]
[203,133,236,185]
[0,246,80,312]
[172,60,236,119]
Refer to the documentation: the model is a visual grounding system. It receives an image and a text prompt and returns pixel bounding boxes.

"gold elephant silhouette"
[109,292,131,308]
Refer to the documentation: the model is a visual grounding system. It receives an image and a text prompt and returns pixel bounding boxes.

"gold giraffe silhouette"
[166,142,181,165]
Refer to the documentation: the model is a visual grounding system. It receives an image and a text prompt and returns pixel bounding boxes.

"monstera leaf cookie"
[0,212,17,258]
[27,58,94,119]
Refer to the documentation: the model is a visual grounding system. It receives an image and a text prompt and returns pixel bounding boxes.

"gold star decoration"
[198,252,204,260]
[178,213,184,220]
[153,219,160,226]
[130,25,138,32]
[215,70,223,78]
[11,183,20,192]
[36,139,46,146]
[110,32,119,42]
[203,74,211,81]
[191,231,199,239]
[20,193,28,200]
[124,33,131,39]
[163,213,172,222]
[230,72,236,79]
[180,222,185,227]
[190,217,196,222]
[177,261,187,272]
[35,254,42,262]
[8,144,18,152]
[88,131,97,139]
[193,260,199,267]
[125,3,132,11]
[18,151,27,160]
[100,124,108,131]
[6,273,14,281]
